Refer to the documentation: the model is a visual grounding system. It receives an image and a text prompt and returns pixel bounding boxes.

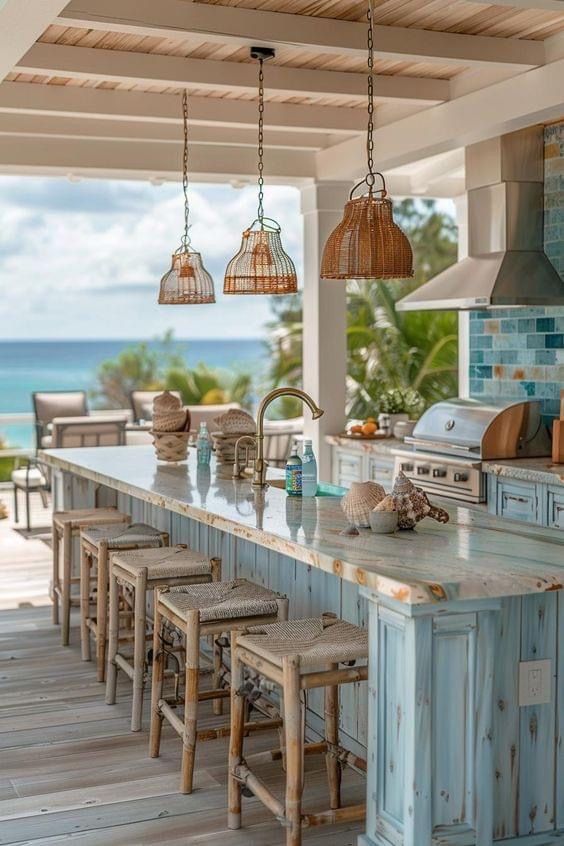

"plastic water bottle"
[196,421,211,466]
[285,444,302,496]
[301,439,318,497]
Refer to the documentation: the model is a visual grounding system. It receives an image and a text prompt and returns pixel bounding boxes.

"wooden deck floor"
[0,497,364,846]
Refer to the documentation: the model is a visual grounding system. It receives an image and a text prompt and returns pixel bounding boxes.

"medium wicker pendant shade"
[159,250,215,304]
[320,184,413,280]
[320,0,413,282]
[224,47,297,296]
[224,222,297,295]
[157,91,215,305]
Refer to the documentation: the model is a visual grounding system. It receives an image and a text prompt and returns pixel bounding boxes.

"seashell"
[373,495,395,513]
[153,408,187,432]
[341,481,385,528]
[391,471,449,529]
[213,408,256,435]
[153,390,183,413]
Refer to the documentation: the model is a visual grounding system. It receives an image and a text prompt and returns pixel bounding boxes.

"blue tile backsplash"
[468,125,564,418]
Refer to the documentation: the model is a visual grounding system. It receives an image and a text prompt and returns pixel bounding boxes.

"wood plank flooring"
[0,499,365,845]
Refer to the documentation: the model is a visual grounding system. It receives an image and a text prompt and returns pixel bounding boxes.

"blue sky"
[0,176,303,340]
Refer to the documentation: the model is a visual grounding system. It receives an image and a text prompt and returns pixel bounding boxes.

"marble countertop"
[41,446,564,606]
[482,457,564,486]
[325,434,401,455]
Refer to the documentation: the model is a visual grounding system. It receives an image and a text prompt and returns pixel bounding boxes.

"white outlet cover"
[519,659,552,707]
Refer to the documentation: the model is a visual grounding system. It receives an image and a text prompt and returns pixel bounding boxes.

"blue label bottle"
[285,445,302,496]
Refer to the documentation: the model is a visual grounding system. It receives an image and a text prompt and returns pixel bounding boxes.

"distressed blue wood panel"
[475,611,496,846]
[378,608,405,827]
[493,597,522,840]
[557,591,564,829]
[404,615,432,846]
[432,614,476,829]
[519,592,557,835]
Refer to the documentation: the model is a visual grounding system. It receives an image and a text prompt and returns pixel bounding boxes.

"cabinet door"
[547,486,564,529]
[496,480,539,524]
[367,456,395,489]
[333,448,363,487]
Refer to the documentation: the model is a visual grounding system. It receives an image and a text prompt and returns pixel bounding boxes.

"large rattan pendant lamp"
[320,1,413,281]
[158,91,215,305]
[224,47,298,296]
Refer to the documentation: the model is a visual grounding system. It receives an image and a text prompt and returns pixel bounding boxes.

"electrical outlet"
[519,659,552,707]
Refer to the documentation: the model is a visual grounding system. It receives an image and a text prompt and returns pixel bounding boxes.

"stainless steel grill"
[393,398,551,503]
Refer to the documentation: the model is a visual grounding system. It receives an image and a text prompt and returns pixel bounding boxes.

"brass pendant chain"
[181,89,191,250]
[366,0,385,196]
[257,57,265,228]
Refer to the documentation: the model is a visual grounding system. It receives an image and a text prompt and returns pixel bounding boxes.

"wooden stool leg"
[180,609,200,794]
[80,543,91,662]
[212,635,223,717]
[283,655,304,846]
[210,557,222,582]
[228,632,245,830]
[105,568,120,706]
[96,544,109,683]
[149,594,165,758]
[61,525,72,646]
[325,664,341,810]
[131,569,148,732]
[51,523,60,626]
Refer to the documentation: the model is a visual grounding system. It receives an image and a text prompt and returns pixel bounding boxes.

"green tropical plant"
[165,364,252,408]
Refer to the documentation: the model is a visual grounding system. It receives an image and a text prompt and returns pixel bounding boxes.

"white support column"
[454,194,470,398]
[300,181,351,482]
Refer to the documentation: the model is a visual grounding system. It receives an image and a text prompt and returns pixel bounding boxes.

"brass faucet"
[233,387,324,488]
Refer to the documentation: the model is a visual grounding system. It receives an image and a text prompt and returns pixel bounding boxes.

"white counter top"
[483,456,564,486]
[41,446,564,606]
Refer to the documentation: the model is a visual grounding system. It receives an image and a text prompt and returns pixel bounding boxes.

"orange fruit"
[362,421,378,436]
[350,424,363,434]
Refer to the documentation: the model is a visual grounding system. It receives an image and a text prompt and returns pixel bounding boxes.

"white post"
[300,181,351,482]
[454,193,470,398]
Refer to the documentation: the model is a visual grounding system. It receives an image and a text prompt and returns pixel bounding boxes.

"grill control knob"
[432,468,447,478]
[400,462,413,472]
[454,472,468,483]
[417,465,430,476]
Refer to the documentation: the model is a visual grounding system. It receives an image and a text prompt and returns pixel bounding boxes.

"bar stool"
[106,546,221,731]
[228,615,368,846]
[149,579,289,794]
[80,522,169,681]
[52,507,130,645]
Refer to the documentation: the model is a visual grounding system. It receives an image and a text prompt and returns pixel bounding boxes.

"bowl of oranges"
[346,417,384,439]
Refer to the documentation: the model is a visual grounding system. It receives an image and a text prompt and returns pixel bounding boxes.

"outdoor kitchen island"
[40,445,564,846]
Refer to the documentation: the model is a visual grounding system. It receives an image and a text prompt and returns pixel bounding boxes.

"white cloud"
[0,176,303,340]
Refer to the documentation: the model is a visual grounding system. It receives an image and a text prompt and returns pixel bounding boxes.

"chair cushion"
[12,468,47,488]
[112,546,212,580]
[81,522,166,549]
[34,391,87,425]
[53,507,129,531]
[160,579,281,624]
[237,617,368,668]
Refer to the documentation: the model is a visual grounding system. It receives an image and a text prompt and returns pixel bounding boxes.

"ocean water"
[0,339,265,448]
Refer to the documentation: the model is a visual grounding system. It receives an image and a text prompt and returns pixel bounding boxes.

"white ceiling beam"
[0,0,70,82]
[0,135,316,181]
[17,43,449,104]
[57,0,545,70]
[0,81,366,134]
[316,57,564,178]
[0,113,330,150]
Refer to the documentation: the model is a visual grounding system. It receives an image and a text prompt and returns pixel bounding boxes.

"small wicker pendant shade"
[157,91,215,305]
[320,183,413,280]
[320,0,413,282]
[159,250,215,304]
[224,48,297,296]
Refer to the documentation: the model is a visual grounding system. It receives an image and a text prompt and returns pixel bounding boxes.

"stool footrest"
[233,764,285,822]
[114,652,135,680]
[302,804,366,828]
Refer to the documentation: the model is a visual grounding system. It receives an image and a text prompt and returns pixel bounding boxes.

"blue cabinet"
[488,475,563,528]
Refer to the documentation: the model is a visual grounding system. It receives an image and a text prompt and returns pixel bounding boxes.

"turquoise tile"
[536,349,557,364]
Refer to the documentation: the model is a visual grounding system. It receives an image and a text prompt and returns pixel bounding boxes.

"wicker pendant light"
[224,48,297,296]
[320,1,413,281]
[158,91,215,305]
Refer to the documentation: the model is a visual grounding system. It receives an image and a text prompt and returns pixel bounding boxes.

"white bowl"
[393,420,416,440]
[369,510,398,534]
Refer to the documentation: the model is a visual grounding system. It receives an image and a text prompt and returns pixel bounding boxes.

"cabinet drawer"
[547,486,564,529]
[334,449,362,486]
[367,456,395,488]
[496,480,539,524]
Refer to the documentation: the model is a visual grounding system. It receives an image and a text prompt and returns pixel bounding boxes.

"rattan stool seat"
[160,579,281,623]
[112,546,212,581]
[53,507,127,530]
[238,617,368,669]
[82,522,165,549]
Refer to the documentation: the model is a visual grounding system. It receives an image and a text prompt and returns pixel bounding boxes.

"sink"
[268,479,345,497]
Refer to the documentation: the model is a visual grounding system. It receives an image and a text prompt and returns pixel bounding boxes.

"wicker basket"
[211,431,256,466]
[151,430,191,462]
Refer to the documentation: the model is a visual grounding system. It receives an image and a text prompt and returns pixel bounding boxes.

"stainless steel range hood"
[397,126,564,311]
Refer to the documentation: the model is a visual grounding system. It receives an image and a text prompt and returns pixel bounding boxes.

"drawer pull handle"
[505,495,529,504]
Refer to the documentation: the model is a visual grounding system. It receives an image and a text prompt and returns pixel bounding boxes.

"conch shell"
[341,481,385,528]
[213,408,256,435]
[373,494,395,513]
[391,471,449,529]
